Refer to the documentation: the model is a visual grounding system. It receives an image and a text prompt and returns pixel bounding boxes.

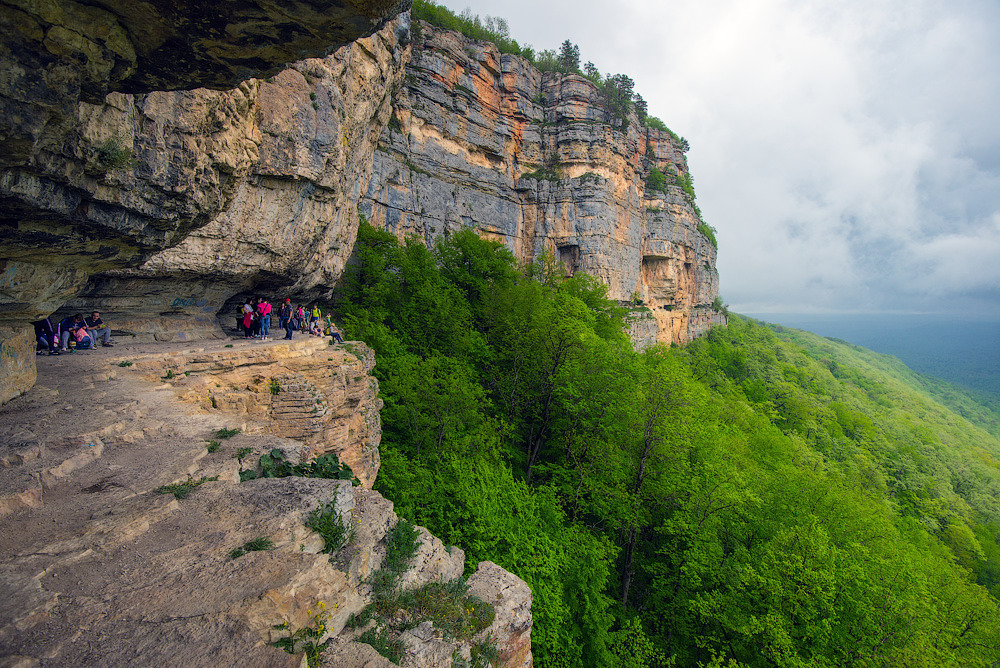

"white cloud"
[451,0,1000,315]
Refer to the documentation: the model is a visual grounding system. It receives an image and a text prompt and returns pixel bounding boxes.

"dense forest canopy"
[332,222,1000,667]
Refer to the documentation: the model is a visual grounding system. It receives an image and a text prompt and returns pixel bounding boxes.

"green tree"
[559,39,581,73]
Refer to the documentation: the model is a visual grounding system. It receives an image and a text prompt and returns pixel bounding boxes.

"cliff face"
[68,20,411,342]
[361,22,725,346]
[0,0,412,402]
[1,11,723,404]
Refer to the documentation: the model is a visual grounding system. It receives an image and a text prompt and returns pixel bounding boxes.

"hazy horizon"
[745,311,1000,395]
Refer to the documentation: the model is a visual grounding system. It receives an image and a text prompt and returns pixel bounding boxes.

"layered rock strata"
[361,22,726,346]
[0,338,532,666]
[121,337,384,488]
[0,0,412,400]
[68,18,411,341]
[1,12,724,404]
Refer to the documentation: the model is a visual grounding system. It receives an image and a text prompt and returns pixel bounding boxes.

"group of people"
[33,311,113,355]
[29,297,344,358]
[239,297,273,340]
[242,298,344,343]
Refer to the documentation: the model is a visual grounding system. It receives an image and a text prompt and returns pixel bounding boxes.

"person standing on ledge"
[241,299,254,339]
[279,298,293,340]
[258,298,272,341]
[85,311,113,347]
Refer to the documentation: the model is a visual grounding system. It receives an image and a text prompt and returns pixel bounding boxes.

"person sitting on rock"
[328,319,345,344]
[58,314,88,351]
[85,311,113,347]
[33,317,59,355]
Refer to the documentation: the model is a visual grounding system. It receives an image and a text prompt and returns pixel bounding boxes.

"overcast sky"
[452,0,1000,317]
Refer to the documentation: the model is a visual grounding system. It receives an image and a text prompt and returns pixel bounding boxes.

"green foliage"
[520,166,560,181]
[334,218,1000,667]
[206,440,221,453]
[387,111,402,134]
[215,427,241,439]
[357,624,405,663]
[699,223,718,248]
[155,475,218,499]
[368,519,421,598]
[234,447,252,460]
[269,378,281,395]
[411,0,531,59]
[305,498,350,554]
[600,73,635,128]
[675,171,696,200]
[645,166,666,193]
[240,448,358,484]
[229,536,274,559]
[272,604,329,667]
[354,577,497,665]
[117,360,133,367]
[609,617,671,668]
[558,39,581,73]
[96,133,134,171]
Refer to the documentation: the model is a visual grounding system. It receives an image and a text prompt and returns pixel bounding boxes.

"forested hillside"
[333,222,1000,667]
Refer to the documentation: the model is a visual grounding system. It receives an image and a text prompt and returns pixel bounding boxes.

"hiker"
[33,317,59,355]
[295,305,306,331]
[310,304,321,329]
[250,297,262,339]
[241,299,254,338]
[258,298,272,341]
[85,311,113,347]
[279,298,293,340]
[58,314,92,351]
[329,318,344,344]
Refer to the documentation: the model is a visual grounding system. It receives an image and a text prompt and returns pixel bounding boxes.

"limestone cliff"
[361,22,725,346]
[0,3,411,401]
[0,0,409,317]
[1,9,723,404]
[67,20,411,343]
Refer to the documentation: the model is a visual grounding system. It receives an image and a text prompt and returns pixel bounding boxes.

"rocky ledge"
[0,338,532,667]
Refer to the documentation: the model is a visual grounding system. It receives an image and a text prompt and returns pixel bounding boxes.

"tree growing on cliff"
[600,74,635,128]
[559,40,581,73]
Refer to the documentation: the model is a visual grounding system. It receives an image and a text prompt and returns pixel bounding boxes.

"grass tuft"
[155,475,218,499]
[229,536,275,559]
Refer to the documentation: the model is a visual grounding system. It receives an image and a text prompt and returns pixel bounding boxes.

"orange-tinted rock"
[362,22,725,345]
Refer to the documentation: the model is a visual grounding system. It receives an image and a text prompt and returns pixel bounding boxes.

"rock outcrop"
[0,337,532,666]
[361,22,726,346]
[121,337,384,488]
[1,11,723,405]
[0,1,412,402]
[67,18,411,343]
